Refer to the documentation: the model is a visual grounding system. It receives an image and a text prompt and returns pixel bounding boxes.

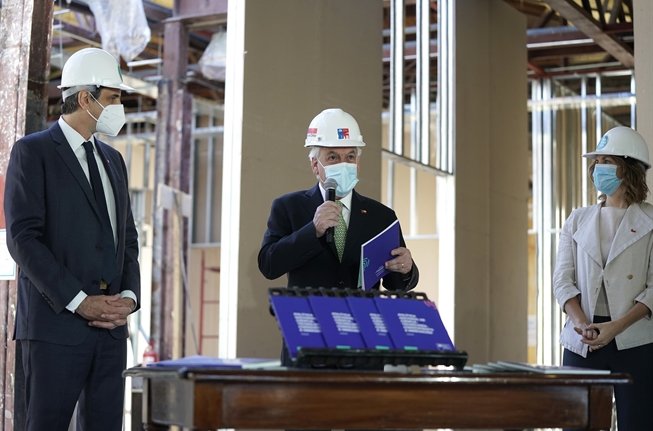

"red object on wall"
[142,338,159,364]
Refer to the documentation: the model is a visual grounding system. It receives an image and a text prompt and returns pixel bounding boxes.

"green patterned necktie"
[335,201,347,261]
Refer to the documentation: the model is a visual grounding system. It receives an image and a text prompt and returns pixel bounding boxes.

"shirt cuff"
[66,291,88,313]
[120,290,137,311]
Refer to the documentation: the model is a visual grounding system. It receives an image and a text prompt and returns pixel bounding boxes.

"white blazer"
[553,202,653,357]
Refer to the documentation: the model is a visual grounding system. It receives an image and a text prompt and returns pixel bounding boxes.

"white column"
[220,0,383,358]
[634,1,653,198]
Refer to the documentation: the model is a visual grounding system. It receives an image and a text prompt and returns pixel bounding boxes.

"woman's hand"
[573,322,599,341]
[582,321,622,352]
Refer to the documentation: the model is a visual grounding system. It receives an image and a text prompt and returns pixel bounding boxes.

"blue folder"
[308,296,366,350]
[374,296,455,351]
[269,295,326,359]
[345,296,395,350]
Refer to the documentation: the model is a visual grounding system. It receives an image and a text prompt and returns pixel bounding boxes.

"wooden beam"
[528,61,548,77]
[535,8,556,27]
[528,43,605,61]
[152,4,194,362]
[173,0,227,26]
[545,0,634,67]
[608,0,623,25]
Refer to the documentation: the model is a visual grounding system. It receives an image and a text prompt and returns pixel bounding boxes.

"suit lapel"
[95,140,123,249]
[572,204,602,267]
[606,203,653,265]
[342,191,367,262]
[50,124,106,222]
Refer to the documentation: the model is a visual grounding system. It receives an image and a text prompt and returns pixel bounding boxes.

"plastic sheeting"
[86,0,151,62]
[198,30,227,81]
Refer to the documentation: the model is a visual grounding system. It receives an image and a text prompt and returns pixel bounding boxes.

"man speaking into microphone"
[258,108,418,292]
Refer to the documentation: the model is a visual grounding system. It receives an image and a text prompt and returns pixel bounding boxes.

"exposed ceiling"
[49,0,224,121]
[508,0,634,125]
[48,0,635,122]
[511,0,633,74]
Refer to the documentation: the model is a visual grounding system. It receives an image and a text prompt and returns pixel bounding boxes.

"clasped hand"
[76,294,135,329]
[574,321,619,352]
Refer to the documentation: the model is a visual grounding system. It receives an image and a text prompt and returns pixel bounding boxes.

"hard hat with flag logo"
[304,108,366,148]
[58,47,134,101]
[583,126,650,169]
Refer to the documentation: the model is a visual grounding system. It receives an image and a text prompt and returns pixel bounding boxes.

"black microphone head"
[323,177,338,191]
[324,177,338,201]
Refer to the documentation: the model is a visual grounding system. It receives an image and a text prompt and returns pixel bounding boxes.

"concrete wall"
[222,0,529,363]
[634,1,653,195]
[454,0,529,363]
[223,0,382,357]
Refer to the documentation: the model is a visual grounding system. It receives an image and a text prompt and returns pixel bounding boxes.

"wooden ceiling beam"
[528,43,605,60]
[544,0,634,67]
[608,0,623,25]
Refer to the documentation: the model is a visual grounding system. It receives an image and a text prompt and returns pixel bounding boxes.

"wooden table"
[125,367,630,430]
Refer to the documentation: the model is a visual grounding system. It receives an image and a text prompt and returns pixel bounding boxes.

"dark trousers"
[21,329,127,431]
[563,318,653,430]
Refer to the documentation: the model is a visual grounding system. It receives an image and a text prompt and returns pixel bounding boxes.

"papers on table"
[469,360,610,375]
[147,355,281,369]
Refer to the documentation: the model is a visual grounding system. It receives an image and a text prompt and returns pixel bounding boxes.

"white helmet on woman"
[304,108,366,148]
[58,47,133,101]
[583,126,650,169]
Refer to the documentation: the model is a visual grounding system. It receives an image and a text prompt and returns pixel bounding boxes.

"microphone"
[323,178,338,244]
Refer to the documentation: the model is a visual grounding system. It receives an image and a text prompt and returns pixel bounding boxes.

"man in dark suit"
[259,108,418,292]
[4,48,140,431]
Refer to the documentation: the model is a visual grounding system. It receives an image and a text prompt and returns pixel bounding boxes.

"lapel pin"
[361,209,367,215]
[631,228,637,233]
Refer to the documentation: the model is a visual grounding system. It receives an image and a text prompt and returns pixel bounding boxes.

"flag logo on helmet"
[304,108,365,148]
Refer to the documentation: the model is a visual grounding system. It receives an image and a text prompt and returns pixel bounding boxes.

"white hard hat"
[584,126,650,169]
[58,48,133,100]
[304,108,366,148]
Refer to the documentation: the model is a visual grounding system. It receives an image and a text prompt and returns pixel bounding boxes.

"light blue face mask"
[593,164,622,196]
[319,161,359,197]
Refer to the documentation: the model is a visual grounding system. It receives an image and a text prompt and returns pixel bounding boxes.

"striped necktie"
[335,201,347,261]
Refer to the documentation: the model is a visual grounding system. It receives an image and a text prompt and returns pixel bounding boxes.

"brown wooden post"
[152,10,191,362]
[0,0,53,429]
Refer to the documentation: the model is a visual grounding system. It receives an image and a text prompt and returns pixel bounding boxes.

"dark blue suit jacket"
[258,184,418,291]
[4,122,140,344]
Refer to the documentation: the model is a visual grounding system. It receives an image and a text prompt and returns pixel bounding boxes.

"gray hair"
[61,86,102,115]
[308,146,363,161]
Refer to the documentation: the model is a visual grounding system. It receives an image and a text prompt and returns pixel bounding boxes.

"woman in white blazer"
[554,126,653,430]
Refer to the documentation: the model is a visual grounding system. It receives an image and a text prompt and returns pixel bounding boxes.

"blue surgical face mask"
[593,164,622,196]
[319,161,359,197]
